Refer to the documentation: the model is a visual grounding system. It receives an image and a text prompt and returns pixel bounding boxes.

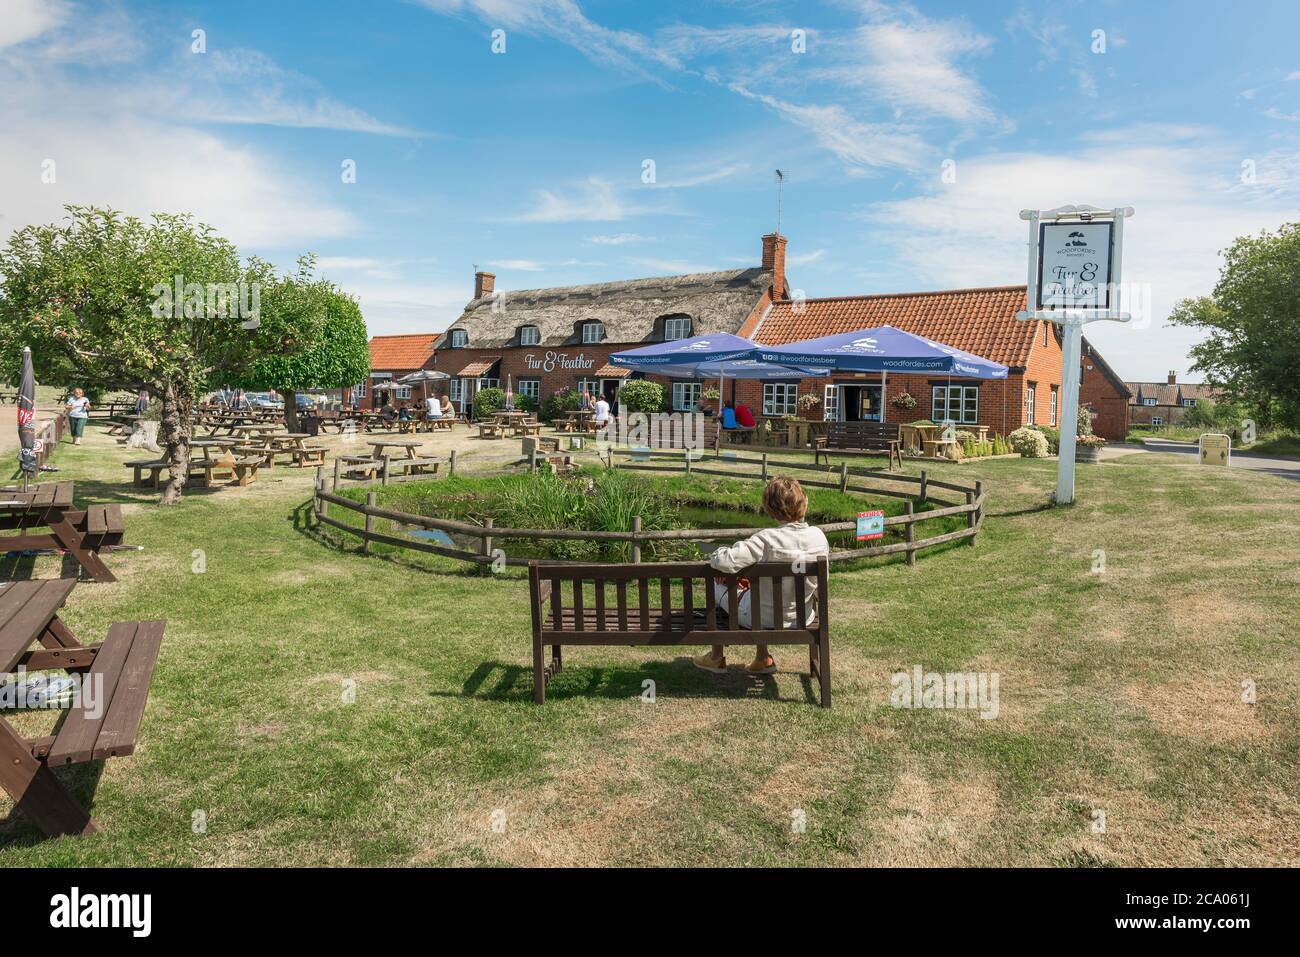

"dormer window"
[581,322,604,344]
[449,329,468,348]
[519,325,540,346]
[663,315,692,341]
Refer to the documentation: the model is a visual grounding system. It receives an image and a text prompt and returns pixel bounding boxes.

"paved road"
[1100,438,1300,482]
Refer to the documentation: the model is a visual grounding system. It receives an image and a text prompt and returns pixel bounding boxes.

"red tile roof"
[454,357,501,377]
[592,363,632,378]
[756,286,1037,368]
[369,334,437,370]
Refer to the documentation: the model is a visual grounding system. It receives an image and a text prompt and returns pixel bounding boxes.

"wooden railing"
[311,447,986,569]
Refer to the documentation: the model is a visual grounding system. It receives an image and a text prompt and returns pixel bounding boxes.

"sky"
[2,0,1298,381]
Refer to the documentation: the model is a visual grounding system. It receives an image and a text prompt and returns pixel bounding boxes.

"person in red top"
[734,403,756,428]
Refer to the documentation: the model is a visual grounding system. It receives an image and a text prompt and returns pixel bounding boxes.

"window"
[394,386,412,400]
[353,381,367,399]
[449,329,468,348]
[763,382,798,417]
[448,379,465,409]
[1182,398,1196,407]
[672,381,701,412]
[662,316,692,341]
[823,384,839,422]
[518,379,540,402]
[932,385,979,424]
[577,378,601,396]
[477,377,499,392]
[1150,416,1163,426]
[519,325,540,346]
[581,322,604,344]
[1049,386,1058,427]
[1142,397,1158,406]
[1025,383,1036,423]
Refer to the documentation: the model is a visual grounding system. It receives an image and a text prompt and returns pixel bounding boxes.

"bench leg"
[818,633,831,708]
[532,631,546,704]
[0,720,100,837]
[551,644,563,674]
[49,516,116,584]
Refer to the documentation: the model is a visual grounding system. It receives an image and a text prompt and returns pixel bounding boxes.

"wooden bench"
[423,417,454,432]
[813,422,903,469]
[339,455,380,479]
[72,504,125,551]
[527,557,831,707]
[512,420,543,437]
[125,459,170,488]
[386,456,441,478]
[0,579,165,836]
[292,445,328,468]
[478,422,504,439]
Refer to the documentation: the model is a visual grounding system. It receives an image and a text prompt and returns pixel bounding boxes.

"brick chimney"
[1167,370,1177,385]
[474,271,495,300]
[761,232,787,300]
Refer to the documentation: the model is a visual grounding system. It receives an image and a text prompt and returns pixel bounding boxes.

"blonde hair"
[763,475,808,523]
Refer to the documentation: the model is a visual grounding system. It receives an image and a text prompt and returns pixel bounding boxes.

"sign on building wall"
[1036,221,1114,310]
[523,351,596,372]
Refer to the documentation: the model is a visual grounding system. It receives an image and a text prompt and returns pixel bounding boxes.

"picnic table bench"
[478,421,505,439]
[339,455,380,479]
[527,556,831,707]
[813,421,903,469]
[0,482,122,583]
[0,579,165,836]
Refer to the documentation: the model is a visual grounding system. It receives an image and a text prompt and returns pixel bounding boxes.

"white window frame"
[1150,416,1163,426]
[1182,398,1196,407]
[353,381,367,399]
[577,378,601,396]
[519,326,540,346]
[672,381,701,412]
[823,384,839,422]
[1142,397,1158,406]
[762,382,799,417]
[518,379,540,401]
[448,379,465,410]
[394,386,412,400]
[932,385,979,425]
[449,329,468,348]
[1025,383,1036,423]
[477,377,499,392]
[581,322,604,344]
[1049,386,1058,427]
[663,316,692,341]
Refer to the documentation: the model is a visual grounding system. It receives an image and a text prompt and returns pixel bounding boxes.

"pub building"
[359,231,1130,440]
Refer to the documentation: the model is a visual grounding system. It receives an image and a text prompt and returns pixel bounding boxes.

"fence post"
[333,457,342,491]
[839,461,848,494]
[363,492,376,555]
[482,517,494,564]
[449,449,457,477]
[314,465,324,495]
[684,450,691,476]
[530,447,539,473]
[381,456,390,486]
[761,452,768,482]
[966,490,976,544]
[973,480,983,540]
[919,469,928,504]
[631,515,642,564]
[905,500,916,567]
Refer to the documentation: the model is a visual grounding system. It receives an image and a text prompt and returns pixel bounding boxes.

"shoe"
[745,656,776,675]
[691,651,727,674]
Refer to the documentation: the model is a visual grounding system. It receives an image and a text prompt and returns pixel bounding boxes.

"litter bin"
[302,415,322,437]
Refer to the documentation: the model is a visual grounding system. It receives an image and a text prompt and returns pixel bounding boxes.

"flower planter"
[1076,444,1102,463]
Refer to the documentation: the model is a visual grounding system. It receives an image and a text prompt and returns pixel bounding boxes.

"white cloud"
[858,128,1300,378]
[586,232,651,245]
[489,259,546,271]
[786,249,826,266]
[506,177,669,223]
[0,0,70,49]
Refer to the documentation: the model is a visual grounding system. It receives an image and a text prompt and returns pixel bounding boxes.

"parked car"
[245,392,284,411]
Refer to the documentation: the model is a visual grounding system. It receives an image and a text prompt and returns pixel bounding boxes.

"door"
[601,379,620,414]
[860,384,883,422]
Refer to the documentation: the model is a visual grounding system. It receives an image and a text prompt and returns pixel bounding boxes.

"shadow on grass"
[445,658,820,706]
[0,761,104,849]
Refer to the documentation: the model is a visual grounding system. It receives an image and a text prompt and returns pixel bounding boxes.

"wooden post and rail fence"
[310,445,986,570]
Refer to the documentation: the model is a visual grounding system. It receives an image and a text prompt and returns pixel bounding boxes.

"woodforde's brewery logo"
[523,351,595,373]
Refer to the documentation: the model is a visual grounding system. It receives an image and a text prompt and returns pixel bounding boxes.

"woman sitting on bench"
[692,476,829,676]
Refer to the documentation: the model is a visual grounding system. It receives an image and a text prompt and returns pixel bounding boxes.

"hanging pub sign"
[1036,220,1114,310]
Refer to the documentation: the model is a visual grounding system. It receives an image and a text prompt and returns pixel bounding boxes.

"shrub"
[1078,404,1094,437]
[991,433,1010,455]
[1035,425,1060,454]
[473,387,505,417]
[512,392,537,413]
[891,392,918,411]
[1010,426,1050,458]
[540,386,581,422]
[618,379,663,414]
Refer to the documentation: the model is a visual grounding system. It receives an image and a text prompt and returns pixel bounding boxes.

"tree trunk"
[279,390,300,433]
[157,380,192,505]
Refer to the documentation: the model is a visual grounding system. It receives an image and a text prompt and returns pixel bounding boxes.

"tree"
[618,379,663,413]
[0,206,319,503]
[1168,222,1300,430]
[227,268,369,432]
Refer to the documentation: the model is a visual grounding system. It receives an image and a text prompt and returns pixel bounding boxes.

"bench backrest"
[827,421,900,445]
[528,557,830,642]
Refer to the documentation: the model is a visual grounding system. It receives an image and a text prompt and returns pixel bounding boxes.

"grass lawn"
[2,420,1298,866]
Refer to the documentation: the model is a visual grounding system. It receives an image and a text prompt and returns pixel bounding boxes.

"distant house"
[347,334,438,409]
[1125,372,1219,427]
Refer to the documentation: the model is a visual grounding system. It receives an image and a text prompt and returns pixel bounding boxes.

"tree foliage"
[1168,222,1300,429]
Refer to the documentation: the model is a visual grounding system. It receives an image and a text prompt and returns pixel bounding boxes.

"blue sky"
[2,0,1298,379]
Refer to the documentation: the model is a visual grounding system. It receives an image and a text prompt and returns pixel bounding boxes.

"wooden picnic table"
[190,437,240,460]
[367,438,424,460]
[558,410,595,433]
[0,579,164,836]
[0,482,120,582]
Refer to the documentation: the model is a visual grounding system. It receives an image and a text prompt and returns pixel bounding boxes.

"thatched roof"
[437,268,774,350]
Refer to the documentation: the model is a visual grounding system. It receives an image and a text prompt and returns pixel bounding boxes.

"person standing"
[65,388,91,445]
[134,389,150,415]
[593,392,611,429]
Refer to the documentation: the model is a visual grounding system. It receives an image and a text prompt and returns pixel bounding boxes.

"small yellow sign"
[1199,433,1231,466]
